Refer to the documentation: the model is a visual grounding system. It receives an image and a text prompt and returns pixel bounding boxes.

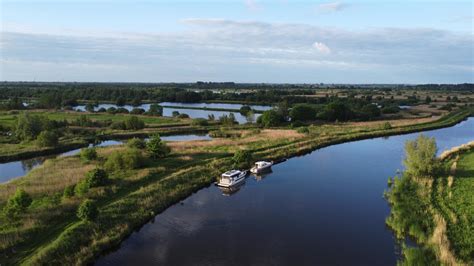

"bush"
[172,111,180,117]
[382,122,392,130]
[124,116,145,130]
[36,130,59,147]
[177,113,190,119]
[381,105,401,114]
[77,199,98,222]
[233,150,253,168]
[85,168,108,187]
[297,127,310,134]
[219,113,236,125]
[3,189,32,216]
[74,180,89,195]
[105,149,144,171]
[79,147,97,162]
[63,185,75,198]
[130,108,145,115]
[127,138,146,149]
[191,118,208,126]
[147,134,171,159]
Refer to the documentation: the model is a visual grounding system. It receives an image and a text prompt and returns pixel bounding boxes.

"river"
[96,118,473,265]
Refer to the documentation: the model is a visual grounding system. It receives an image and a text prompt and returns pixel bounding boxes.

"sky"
[0,0,473,83]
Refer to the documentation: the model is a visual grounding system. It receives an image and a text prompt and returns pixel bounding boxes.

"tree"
[275,101,289,119]
[317,101,354,122]
[3,188,32,216]
[239,105,252,115]
[36,130,59,147]
[358,104,381,120]
[219,113,236,126]
[233,150,253,168]
[85,103,95,112]
[15,113,43,141]
[77,199,98,222]
[116,97,126,106]
[85,168,109,187]
[147,104,163,116]
[257,110,283,127]
[127,138,146,149]
[403,134,438,177]
[130,108,145,115]
[290,104,316,122]
[147,134,171,159]
[80,147,98,162]
[245,110,255,124]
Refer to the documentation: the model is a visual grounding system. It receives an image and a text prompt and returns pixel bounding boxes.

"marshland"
[0,83,473,265]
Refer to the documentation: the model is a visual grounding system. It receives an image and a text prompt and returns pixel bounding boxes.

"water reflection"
[73,102,270,124]
[96,118,474,266]
[218,181,246,196]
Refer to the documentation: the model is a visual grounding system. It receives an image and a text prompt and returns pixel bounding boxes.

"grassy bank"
[385,140,474,265]
[0,109,472,265]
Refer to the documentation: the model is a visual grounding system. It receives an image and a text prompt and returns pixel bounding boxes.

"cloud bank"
[1,19,472,83]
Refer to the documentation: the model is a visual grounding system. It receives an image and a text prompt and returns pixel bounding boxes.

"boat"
[250,161,273,174]
[217,170,247,187]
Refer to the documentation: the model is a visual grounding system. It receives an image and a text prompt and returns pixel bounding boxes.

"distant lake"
[97,118,474,265]
[73,102,272,124]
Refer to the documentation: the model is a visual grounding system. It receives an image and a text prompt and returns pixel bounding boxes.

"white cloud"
[316,2,347,13]
[1,19,472,83]
[313,42,331,54]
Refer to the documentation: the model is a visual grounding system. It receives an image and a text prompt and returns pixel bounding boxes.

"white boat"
[250,161,273,174]
[217,170,247,187]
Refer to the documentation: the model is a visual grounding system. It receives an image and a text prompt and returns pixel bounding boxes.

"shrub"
[219,113,236,126]
[36,130,59,147]
[79,147,97,162]
[147,134,170,159]
[233,150,253,168]
[105,149,144,171]
[172,111,180,117]
[297,127,310,134]
[77,199,98,222]
[63,185,75,198]
[130,108,145,115]
[3,189,32,216]
[85,168,108,187]
[124,116,145,130]
[74,180,89,195]
[15,113,44,141]
[382,122,392,130]
[191,118,208,126]
[177,113,190,119]
[127,138,146,149]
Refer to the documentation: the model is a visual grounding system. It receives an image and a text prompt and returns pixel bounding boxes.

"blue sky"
[1,0,473,83]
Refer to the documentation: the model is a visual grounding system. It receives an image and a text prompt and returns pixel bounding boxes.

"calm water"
[0,134,211,183]
[74,102,271,124]
[97,118,473,266]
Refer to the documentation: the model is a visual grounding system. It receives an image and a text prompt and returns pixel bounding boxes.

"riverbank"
[385,140,474,265]
[0,109,472,265]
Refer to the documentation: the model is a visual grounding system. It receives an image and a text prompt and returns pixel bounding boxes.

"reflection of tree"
[21,156,52,172]
[245,111,255,124]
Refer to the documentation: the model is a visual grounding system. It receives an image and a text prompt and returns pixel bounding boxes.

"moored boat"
[217,169,247,187]
[250,161,273,174]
